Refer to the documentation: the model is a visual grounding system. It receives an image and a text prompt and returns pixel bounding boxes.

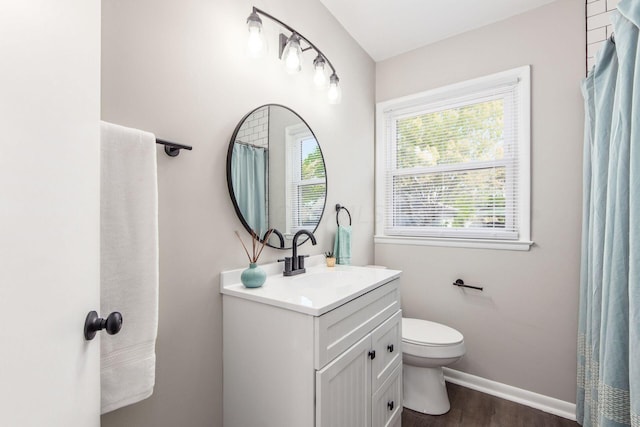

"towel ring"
[336,204,352,226]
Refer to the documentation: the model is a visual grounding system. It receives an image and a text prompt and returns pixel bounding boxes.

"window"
[285,124,326,234]
[375,66,531,250]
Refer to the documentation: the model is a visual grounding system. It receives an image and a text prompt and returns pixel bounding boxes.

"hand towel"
[333,225,352,265]
[100,121,158,414]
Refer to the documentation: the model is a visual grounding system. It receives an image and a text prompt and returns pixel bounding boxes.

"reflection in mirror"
[227,105,327,249]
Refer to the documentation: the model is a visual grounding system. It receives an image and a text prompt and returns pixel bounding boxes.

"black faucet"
[263,228,285,248]
[279,229,317,276]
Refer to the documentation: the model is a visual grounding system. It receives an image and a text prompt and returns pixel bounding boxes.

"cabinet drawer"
[314,280,400,369]
[372,363,402,427]
[371,310,402,392]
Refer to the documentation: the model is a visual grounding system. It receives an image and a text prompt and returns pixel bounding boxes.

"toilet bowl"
[402,317,465,415]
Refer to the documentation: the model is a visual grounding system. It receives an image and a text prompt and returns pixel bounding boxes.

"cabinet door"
[316,335,372,427]
[371,310,402,391]
[372,364,402,427]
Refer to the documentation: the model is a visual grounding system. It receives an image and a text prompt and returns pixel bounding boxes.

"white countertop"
[220,255,401,316]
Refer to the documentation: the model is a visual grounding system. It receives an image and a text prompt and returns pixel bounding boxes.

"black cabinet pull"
[84,311,123,340]
[388,401,394,411]
[368,350,376,360]
[387,344,394,353]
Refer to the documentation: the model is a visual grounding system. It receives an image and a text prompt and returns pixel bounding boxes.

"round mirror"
[226,104,327,249]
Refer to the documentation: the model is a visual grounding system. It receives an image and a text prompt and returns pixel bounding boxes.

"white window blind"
[377,67,530,244]
[285,125,326,234]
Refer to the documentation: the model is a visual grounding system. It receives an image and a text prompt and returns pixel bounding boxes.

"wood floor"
[401,383,580,427]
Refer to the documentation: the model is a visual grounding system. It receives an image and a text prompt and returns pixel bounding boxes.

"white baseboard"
[443,368,577,421]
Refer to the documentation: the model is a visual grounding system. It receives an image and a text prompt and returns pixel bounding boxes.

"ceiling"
[319,0,559,61]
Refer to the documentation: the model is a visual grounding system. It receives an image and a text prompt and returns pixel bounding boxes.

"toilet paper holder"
[452,278,484,291]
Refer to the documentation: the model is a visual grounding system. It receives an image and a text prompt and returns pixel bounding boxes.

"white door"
[316,335,372,427]
[0,1,102,426]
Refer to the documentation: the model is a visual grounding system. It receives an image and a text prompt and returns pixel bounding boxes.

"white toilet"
[402,317,466,415]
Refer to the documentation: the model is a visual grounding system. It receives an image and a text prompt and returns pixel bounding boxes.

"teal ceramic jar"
[241,263,266,288]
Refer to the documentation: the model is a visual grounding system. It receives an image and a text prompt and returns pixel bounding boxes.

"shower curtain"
[578,2,639,427]
[231,143,268,237]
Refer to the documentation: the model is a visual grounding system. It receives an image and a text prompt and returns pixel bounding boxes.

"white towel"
[100,121,159,414]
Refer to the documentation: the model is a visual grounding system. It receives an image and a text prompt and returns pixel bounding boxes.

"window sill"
[374,235,534,251]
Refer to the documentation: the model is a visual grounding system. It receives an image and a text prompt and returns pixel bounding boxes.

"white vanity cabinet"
[221,261,402,427]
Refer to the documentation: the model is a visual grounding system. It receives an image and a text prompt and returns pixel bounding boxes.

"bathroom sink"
[220,255,402,315]
[292,270,363,287]
[291,270,364,306]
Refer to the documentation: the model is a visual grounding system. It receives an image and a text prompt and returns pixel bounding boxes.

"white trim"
[285,123,314,233]
[377,68,523,113]
[375,66,532,249]
[442,368,576,421]
[374,235,533,251]
[517,66,531,243]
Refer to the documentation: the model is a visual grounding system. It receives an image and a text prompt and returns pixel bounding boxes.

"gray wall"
[101,0,374,425]
[375,0,584,403]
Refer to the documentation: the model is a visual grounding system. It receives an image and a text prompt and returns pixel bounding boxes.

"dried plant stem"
[234,230,252,262]
[235,229,274,263]
[256,229,274,261]
[252,231,256,261]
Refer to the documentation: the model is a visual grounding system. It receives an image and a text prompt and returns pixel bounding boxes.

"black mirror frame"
[226,104,328,249]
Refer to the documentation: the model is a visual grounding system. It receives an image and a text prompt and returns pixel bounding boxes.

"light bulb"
[285,49,300,71]
[247,28,265,58]
[313,55,326,88]
[282,34,302,74]
[328,74,341,104]
[246,12,266,58]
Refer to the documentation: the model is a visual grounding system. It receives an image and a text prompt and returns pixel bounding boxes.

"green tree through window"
[393,99,507,230]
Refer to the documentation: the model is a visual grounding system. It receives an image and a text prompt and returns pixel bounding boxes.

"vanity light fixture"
[313,54,327,88]
[245,7,341,104]
[327,74,341,104]
[246,11,266,58]
[281,33,303,74]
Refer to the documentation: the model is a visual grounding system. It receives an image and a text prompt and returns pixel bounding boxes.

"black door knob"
[388,400,394,411]
[84,311,123,340]
[387,344,394,353]
[368,350,376,360]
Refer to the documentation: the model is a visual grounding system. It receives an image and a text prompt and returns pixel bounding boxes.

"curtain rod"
[234,140,268,150]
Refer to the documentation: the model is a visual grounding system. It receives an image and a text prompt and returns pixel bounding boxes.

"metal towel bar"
[156,138,192,157]
[335,204,352,226]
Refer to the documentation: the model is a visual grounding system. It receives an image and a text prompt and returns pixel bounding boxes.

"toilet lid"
[402,318,464,346]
